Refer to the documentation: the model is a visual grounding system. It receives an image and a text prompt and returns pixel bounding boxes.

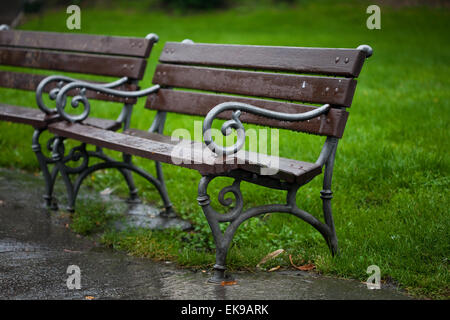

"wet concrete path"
[0,168,412,300]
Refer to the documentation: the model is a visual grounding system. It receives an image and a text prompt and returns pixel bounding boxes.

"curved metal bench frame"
[198,104,340,282]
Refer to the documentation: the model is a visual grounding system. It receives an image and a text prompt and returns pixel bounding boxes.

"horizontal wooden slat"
[49,121,226,173]
[160,42,366,77]
[237,150,322,184]
[124,128,321,184]
[0,30,155,58]
[0,104,59,128]
[145,89,349,138]
[49,121,322,183]
[0,104,121,131]
[0,47,147,79]
[0,71,138,103]
[153,64,356,106]
[124,129,178,145]
[82,117,121,131]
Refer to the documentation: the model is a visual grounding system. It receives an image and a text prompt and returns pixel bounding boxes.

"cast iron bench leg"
[197,173,338,283]
[121,152,140,204]
[32,128,59,210]
[321,144,339,256]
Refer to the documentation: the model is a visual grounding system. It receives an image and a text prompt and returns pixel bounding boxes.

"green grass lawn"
[0,0,448,299]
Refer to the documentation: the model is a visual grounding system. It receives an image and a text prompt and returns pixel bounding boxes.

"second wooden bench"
[0,26,166,212]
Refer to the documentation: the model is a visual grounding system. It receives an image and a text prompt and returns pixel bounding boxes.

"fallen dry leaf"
[296,263,316,271]
[221,280,237,286]
[289,254,316,271]
[256,249,285,268]
[268,266,281,272]
[85,296,95,300]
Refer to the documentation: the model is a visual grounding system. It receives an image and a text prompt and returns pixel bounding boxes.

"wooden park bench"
[0,25,168,212]
[41,38,373,282]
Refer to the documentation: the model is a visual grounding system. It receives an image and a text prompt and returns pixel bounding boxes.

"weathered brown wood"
[82,118,121,131]
[145,89,349,138]
[124,129,178,145]
[0,71,139,103]
[237,151,322,184]
[0,104,60,128]
[0,47,147,79]
[153,64,356,106]
[48,121,219,173]
[0,30,155,58]
[49,121,322,181]
[132,131,322,183]
[159,42,366,77]
[0,104,122,131]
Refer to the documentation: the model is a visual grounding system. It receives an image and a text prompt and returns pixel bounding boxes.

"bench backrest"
[146,41,369,138]
[0,29,157,104]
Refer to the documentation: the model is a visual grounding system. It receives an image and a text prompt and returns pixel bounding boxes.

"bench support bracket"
[197,169,339,283]
[47,136,173,215]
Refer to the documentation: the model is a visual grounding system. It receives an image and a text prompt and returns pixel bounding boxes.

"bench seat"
[0,104,60,129]
[48,121,322,184]
[0,104,121,131]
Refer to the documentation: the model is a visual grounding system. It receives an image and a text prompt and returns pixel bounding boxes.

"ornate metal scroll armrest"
[202,101,331,156]
[36,75,160,122]
[36,75,131,116]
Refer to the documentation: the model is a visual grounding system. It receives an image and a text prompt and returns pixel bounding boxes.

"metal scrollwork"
[202,101,331,156]
[61,144,89,174]
[214,179,244,222]
[45,136,59,154]
[197,174,338,283]
[53,81,161,122]
[56,87,90,123]
[36,75,130,118]
[48,138,173,214]
[36,75,72,114]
